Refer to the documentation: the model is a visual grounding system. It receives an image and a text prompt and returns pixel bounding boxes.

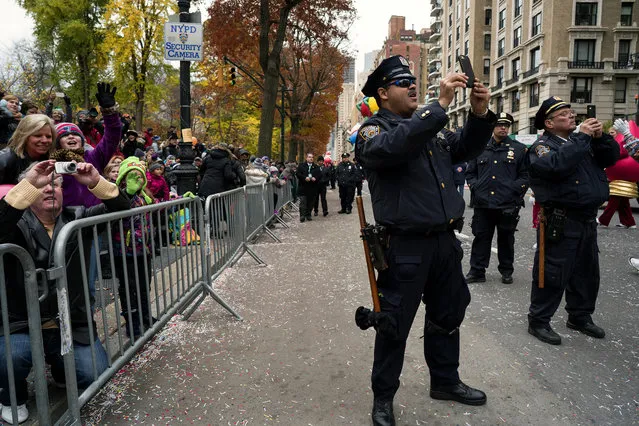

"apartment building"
[427,0,493,122]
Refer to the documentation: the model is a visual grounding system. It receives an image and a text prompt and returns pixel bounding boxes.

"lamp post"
[173,0,198,195]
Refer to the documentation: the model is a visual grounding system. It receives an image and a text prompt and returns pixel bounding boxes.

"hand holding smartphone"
[586,105,596,119]
[457,55,475,88]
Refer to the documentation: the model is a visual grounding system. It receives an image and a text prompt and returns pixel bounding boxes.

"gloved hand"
[95,82,117,109]
[125,172,144,195]
[613,118,632,140]
[182,191,197,199]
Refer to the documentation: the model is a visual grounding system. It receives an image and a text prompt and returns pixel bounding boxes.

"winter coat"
[295,162,322,195]
[198,148,237,197]
[146,172,170,202]
[0,103,20,148]
[452,162,467,186]
[0,148,45,185]
[245,166,269,185]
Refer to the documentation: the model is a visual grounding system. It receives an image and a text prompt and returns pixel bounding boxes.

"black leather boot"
[371,399,395,426]
[430,381,487,406]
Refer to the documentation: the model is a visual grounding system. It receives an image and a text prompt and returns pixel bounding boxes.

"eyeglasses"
[385,78,416,89]
[547,109,576,120]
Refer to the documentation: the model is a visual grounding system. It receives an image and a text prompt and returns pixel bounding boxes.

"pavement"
[82,186,639,425]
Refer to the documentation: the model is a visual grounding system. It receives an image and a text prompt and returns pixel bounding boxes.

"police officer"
[527,96,619,345]
[353,157,365,196]
[465,112,529,284]
[356,55,496,425]
[336,152,357,214]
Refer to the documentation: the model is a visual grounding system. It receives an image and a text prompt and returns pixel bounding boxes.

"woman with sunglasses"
[356,55,495,425]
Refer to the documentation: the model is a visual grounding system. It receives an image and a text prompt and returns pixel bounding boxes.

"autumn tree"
[103,0,175,131]
[18,0,108,108]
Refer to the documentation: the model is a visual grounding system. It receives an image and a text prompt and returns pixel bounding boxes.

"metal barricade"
[0,244,50,425]
[47,196,240,424]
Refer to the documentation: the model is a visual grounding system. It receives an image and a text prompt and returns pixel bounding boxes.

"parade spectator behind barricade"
[77,110,102,148]
[144,147,159,167]
[295,153,321,222]
[198,144,238,198]
[143,127,154,148]
[20,100,40,116]
[89,108,104,135]
[0,160,129,424]
[120,113,133,138]
[103,161,120,183]
[269,165,285,212]
[238,148,250,169]
[220,143,246,189]
[167,125,177,139]
[113,157,156,338]
[313,155,330,217]
[146,161,170,202]
[194,156,203,169]
[0,114,55,184]
[0,95,23,148]
[245,157,270,185]
[281,161,298,202]
[163,155,179,193]
[452,162,467,197]
[151,135,161,152]
[45,93,73,124]
[120,130,144,158]
[161,133,180,159]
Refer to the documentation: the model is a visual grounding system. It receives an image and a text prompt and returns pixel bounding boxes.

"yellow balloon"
[368,97,379,113]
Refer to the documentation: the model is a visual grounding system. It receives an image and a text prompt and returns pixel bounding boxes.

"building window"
[465,17,470,32]
[485,8,492,26]
[571,77,593,103]
[449,14,452,26]
[529,82,540,107]
[497,96,504,114]
[456,26,460,40]
[532,12,542,36]
[575,2,598,26]
[511,121,519,135]
[513,27,522,48]
[619,39,631,64]
[615,78,627,103]
[512,57,521,80]
[514,0,523,18]
[498,38,505,57]
[447,55,452,69]
[574,39,596,64]
[484,59,491,75]
[497,66,504,85]
[621,2,633,26]
[530,47,541,70]
[464,40,469,55]
[484,34,491,51]
[499,9,506,29]
[529,117,537,132]
[511,90,520,112]
[448,34,452,49]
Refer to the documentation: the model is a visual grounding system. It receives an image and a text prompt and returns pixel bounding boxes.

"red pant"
[598,196,636,227]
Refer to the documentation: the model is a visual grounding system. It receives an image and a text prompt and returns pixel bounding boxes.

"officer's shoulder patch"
[359,125,380,141]
[535,145,550,157]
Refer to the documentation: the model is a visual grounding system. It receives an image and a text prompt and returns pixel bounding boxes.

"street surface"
[83,186,639,425]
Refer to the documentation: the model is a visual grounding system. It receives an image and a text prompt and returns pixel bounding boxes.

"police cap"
[534,96,571,130]
[362,55,415,97]
[496,112,514,126]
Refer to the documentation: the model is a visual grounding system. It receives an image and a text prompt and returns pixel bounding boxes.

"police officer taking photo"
[465,112,529,284]
[527,97,619,345]
[356,55,496,425]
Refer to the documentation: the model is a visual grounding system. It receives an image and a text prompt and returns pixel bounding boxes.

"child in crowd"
[146,162,170,202]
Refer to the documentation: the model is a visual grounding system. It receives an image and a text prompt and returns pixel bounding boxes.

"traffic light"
[229,67,236,86]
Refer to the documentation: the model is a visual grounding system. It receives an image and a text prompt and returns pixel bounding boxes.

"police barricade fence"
[1,180,295,424]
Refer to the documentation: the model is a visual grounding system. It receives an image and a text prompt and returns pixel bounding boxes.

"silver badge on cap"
[399,56,409,66]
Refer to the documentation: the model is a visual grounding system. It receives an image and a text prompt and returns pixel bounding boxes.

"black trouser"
[114,255,152,328]
[372,232,471,400]
[356,181,363,196]
[339,185,355,211]
[469,207,519,276]
[299,189,317,219]
[529,217,600,327]
[314,185,328,214]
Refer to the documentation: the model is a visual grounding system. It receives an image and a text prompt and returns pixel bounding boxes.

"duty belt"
[387,218,464,237]
[544,206,597,223]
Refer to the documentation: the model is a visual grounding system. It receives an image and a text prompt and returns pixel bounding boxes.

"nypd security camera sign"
[164,22,203,61]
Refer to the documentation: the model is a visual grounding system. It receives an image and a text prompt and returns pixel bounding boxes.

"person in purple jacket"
[51,83,121,302]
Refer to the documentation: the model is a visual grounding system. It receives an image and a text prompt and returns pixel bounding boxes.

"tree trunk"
[257,62,279,157]
[288,114,302,161]
[135,85,145,132]
[78,53,91,109]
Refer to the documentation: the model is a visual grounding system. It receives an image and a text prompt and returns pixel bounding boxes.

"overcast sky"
[1,0,430,73]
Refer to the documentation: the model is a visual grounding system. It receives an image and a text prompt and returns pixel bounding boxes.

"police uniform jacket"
[356,104,497,232]
[466,136,529,209]
[528,131,619,213]
[336,161,358,187]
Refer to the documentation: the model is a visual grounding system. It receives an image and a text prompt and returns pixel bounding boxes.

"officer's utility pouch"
[546,208,566,242]
[362,225,389,271]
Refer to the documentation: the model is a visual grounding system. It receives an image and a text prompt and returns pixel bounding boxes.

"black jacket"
[0,188,130,343]
[0,106,19,147]
[336,161,358,187]
[295,162,322,195]
[528,131,619,213]
[198,149,237,197]
[466,137,529,209]
[356,105,496,232]
[0,148,42,185]
[317,164,331,186]
[452,162,466,186]
[230,157,246,188]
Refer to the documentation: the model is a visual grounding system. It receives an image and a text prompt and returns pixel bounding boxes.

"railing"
[491,82,503,91]
[568,61,604,69]
[570,90,593,103]
[505,76,520,86]
[1,181,295,424]
[613,61,639,70]
[523,67,540,78]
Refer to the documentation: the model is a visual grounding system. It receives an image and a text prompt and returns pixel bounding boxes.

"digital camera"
[54,162,77,174]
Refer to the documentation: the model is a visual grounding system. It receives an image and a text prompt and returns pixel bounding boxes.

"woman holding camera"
[0,114,56,185]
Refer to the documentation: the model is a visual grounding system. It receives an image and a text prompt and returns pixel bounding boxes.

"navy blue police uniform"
[527,96,619,345]
[356,55,496,414]
[354,161,365,196]
[336,153,357,213]
[465,112,529,283]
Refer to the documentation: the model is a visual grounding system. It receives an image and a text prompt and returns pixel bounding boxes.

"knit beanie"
[116,156,148,187]
[55,122,85,146]
[149,162,163,172]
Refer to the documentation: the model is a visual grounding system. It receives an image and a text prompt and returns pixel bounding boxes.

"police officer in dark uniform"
[356,55,496,425]
[353,158,365,196]
[465,112,529,284]
[336,152,357,214]
[527,97,619,345]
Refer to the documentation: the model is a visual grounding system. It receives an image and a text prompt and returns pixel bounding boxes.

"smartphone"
[457,55,475,88]
[55,92,65,98]
[586,105,596,119]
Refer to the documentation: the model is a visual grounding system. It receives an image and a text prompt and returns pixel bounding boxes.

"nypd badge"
[359,125,380,141]
[535,145,550,157]
[399,56,409,67]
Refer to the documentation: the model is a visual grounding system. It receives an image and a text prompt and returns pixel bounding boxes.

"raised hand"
[72,163,101,188]
[438,73,469,109]
[470,81,490,115]
[95,82,117,109]
[24,160,56,188]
